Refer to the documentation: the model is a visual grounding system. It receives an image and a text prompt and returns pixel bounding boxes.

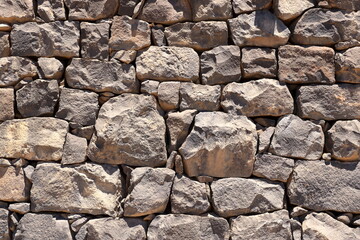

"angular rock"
[228,10,290,47]
[0,208,9,240]
[76,218,147,240]
[270,114,324,160]
[335,46,360,83]
[171,175,210,214]
[147,214,230,240]
[80,22,109,60]
[0,0,35,23]
[16,79,59,117]
[201,45,241,85]
[37,57,64,80]
[37,0,66,21]
[124,167,175,217]
[136,46,199,82]
[0,57,37,87]
[56,88,99,126]
[11,21,80,58]
[297,84,360,120]
[151,25,166,46]
[71,125,94,141]
[8,203,30,214]
[111,50,137,64]
[211,178,285,217]
[87,94,167,167]
[31,162,123,216]
[110,16,151,51]
[158,82,180,111]
[62,134,87,165]
[274,0,315,21]
[253,154,295,182]
[0,118,68,161]
[180,83,221,111]
[118,0,140,16]
[137,0,192,24]
[140,80,159,96]
[165,21,228,51]
[64,0,118,20]
[66,58,138,94]
[14,213,72,240]
[0,166,30,202]
[179,112,257,178]
[0,33,10,57]
[288,160,360,213]
[241,47,277,79]
[258,126,275,153]
[326,120,360,161]
[232,0,272,14]
[191,0,233,21]
[221,79,294,117]
[278,45,335,84]
[0,88,14,122]
[319,0,360,11]
[231,210,292,240]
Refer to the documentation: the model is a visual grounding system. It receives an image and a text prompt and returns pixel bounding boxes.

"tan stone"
[180,83,221,111]
[191,0,232,21]
[0,0,35,23]
[64,0,119,21]
[232,0,272,14]
[0,33,10,57]
[0,88,14,122]
[274,0,315,21]
[0,57,37,87]
[0,166,30,202]
[37,0,66,21]
[335,46,360,83]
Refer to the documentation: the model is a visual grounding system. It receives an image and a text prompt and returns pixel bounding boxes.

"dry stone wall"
[0,0,360,239]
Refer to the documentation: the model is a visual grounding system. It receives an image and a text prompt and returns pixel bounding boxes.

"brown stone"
[64,0,119,21]
[191,0,233,21]
[0,0,35,24]
[241,47,277,79]
[0,88,14,122]
[0,166,30,202]
[335,46,360,83]
[80,22,110,60]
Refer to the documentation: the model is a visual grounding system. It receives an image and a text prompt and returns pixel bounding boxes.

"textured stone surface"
[31,162,123,216]
[37,0,66,21]
[241,47,277,79]
[0,208,9,240]
[297,84,360,120]
[253,154,294,182]
[136,46,199,81]
[66,58,138,94]
[151,25,166,47]
[288,160,360,213]
[87,94,167,167]
[0,57,37,87]
[62,134,87,165]
[232,0,272,14]
[64,0,118,20]
[8,203,30,214]
[140,80,159,96]
[258,127,275,153]
[37,57,64,80]
[278,45,335,84]
[0,0,34,23]
[228,10,290,47]
[179,112,257,178]
[191,0,232,21]
[147,214,230,240]
[112,50,137,64]
[335,46,360,83]
[180,83,221,111]
[118,0,139,15]
[0,33,10,57]
[221,79,294,117]
[319,0,360,11]
[0,166,30,202]
[158,82,180,111]
[211,178,285,217]
[0,118,68,161]
[165,21,228,51]
[201,45,241,85]
[274,0,315,21]
[80,22,109,60]
[0,88,14,122]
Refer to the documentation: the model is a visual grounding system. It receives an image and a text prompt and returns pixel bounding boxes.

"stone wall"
[0,0,360,239]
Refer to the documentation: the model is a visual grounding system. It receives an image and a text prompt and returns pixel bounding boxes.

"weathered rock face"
[319,0,360,11]
[136,46,199,82]
[147,214,230,240]
[241,47,277,79]
[211,178,285,217]
[0,57,37,87]
[253,154,294,182]
[109,16,151,51]
[180,83,221,111]
[326,120,360,161]
[258,127,275,153]
[87,94,167,167]
[0,208,9,240]
[31,162,123,216]
[118,0,139,16]
[335,46,360,83]
[273,0,315,21]
[231,210,292,240]
[62,134,87,165]
[66,58,138,94]
[37,57,64,80]
[232,0,272,14]
[0,88,14,122]
[297,84,360,120]
[179,112,257,178]
[288,160,360,213]
[221,79,294,117]
[64,0,119,21]
[158,82,180,111]
[165,21,228,51]
[0,33,10,57]
[37,0,66,22]
[191,0,232,21]
[80,22,109,60]
[270,114,324,160]
[0,166,30,202]
[0,118,68,161]
[228,10,290,47]
[124,167,175,217]
[0,0,34,23]
[11,21,80,58]
[278,45,336,84]
[14,213,72,240]
[201,45,241,85]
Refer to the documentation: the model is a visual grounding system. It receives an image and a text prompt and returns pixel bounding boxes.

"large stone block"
[232,0,272,14]
[64,0,119,20]
[180,83,221,111]
[241,47,277,79]
[0,0,35,23]
[191,0,232,21]
[335,46,360,83]
[80,22,109,60]
[0,57,37,87]
[273,0,314,21]
[0,166,30,202]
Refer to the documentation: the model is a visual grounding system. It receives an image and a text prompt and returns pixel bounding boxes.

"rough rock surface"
[158,82,180,111]
[37,57,64,80]
[151,25,166,47]
[211,178,285,217]
[0,33,10,57]
[228,10,290,47]
[0,208,9,240]
[118,0,139,16]
[335,46,360,83]
[0,88,14,122]
[288,160,360,213]
[241,47,277,79]
[221,79,294,117]
[0,0,35,23]
[80,22,109,60]
[0,166,30,202]
[180,83,221,111]
[273,0,315,21]
[232,0,272,14]
[62,134,87,165]
[253,154,294,182]
[258,127,275,153]
[31,163,123,216]
[64,0,118,21]
[191,0,232,21]
[319,0,360,11]
[87,94,167,167]
[37,0,66,21]
[0,57,37,87]
[0,118,68,161]
[179,112,257,178]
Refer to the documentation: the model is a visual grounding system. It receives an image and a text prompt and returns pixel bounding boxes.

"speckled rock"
[0,208,9,240]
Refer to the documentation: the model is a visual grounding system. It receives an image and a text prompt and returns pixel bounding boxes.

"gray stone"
[0,166,30,202]
[335,46,360,83]
[0,208,9,240]
[274,0,315,21]
[80,22,109,60]
[258,127,275,153]
[180,83,221,111]
[111,50,137,64]
[0,88,14,122]
[151,25,166,46]
[71,125,94,141]
[291,206,309,218]
[241,47,277,79]
[118,0,140,16]
[232,0,272,14]
[166,151,177,169]
[140,80,159,96]
[211,178,285,217]
[124,167,175,217]
[165,21,228,51]
[62,134,87,165]
[174,154,184,175]
[179,112,257,178]
[297,84,360,120]
[228,10,290,47]
[37,57,64,80]
[288,160,360,213]
[253,154,295,182]
[0,33,10,57]
[191,0,233,21]
[23,165,34,182]
[8,203,30,214]
[318,0,360,11]
[270,114,324,160]
[87,94,167,167]
[0,57,37,87]
[221,79,294,117]
[158,82,180,111]
[37,0,66,21]
[66,58,138,94]
[201,45,241,85]
[0,0,35,24]
[64,0,118,20]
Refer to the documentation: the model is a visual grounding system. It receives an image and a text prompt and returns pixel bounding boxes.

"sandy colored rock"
[232,0,272,14]
[0,0,34,24]
[253,154,294,182]
[0,166,30,202]
[258,126,275,153]
[118,0,140,15]
[191,0,232,21]
[136,46,199,82]
[80,22,109,60]
[179,112,257,178]
[241,47,277,79]
[140,80,159,96]
[180,83,221,111]
[37,58,64,80]
[0,208,9,240]
[318,0,360,11]
[158,82,180,111]
[335,46,360,83]
[62,134,87,165]
[87,94,167,167]
[278,45,335,84]
[0,118,68,161]
[228,10,290,47]
[151,25,166,47]
[165,21,228,51]
[274,0,315,21]
[64,0,118,20]
[0,33,10,57]
[37,0,66,21]
[8,203,30,214]
[112,50,137,64]
[0,57,37,87]
[0,88,14,122]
